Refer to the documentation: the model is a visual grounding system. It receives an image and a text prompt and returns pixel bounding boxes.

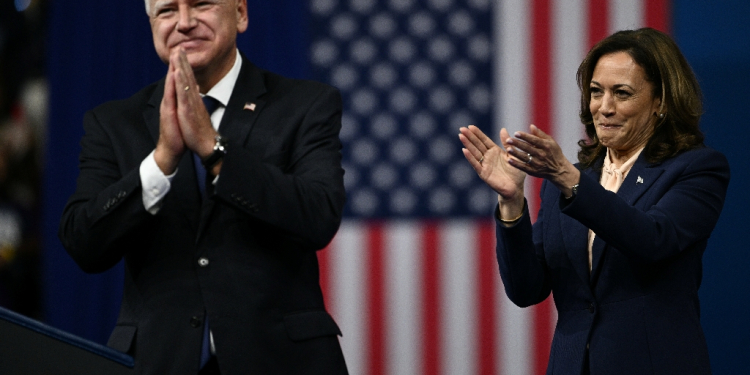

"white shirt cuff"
[140,150,175,215]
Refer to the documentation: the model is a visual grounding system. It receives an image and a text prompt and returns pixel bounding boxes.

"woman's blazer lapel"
[589,155,665,284]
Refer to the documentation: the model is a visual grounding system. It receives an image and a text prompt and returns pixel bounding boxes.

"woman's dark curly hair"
[576,28,704,168]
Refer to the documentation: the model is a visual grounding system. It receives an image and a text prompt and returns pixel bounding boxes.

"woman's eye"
[615,90,632,98]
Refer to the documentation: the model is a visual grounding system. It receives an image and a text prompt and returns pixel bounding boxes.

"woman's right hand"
[459,125,526,203]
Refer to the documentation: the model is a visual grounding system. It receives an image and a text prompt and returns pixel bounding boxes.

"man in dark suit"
[58,0,347,374]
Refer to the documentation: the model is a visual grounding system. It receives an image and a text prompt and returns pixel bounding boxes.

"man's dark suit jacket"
[495,147,730,374]
[59,56,348,375]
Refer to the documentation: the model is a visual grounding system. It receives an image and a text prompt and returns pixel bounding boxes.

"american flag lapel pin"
[244,102,256,111]
[636,176,644,184]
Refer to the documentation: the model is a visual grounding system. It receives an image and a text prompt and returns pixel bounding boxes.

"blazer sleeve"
[561,147,730,265]
[58,109,154,273]
[495,190,554,307]
[213,84,346,251]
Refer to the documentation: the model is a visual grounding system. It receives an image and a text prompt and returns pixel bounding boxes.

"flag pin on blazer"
[637,176,644,184]
[244,102,256,111]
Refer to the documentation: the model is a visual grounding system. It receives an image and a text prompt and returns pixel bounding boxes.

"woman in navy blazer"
[459,28,729,374]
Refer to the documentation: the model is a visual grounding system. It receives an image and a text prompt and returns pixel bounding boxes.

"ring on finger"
[184,86,190,91]
[525,153,532,164]
[479,156,484,164]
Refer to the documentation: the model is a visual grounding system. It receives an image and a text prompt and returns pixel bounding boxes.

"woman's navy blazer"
[495,146,730,374]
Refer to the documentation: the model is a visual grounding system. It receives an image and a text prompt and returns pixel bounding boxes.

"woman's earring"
[658,113,665,119]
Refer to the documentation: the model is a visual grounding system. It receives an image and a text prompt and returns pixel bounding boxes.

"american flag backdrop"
[310,1,670,374]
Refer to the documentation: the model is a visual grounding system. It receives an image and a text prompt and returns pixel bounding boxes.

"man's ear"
[236,0,249,33]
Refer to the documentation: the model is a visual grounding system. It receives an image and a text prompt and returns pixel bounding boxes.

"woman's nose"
[598,92,615,115]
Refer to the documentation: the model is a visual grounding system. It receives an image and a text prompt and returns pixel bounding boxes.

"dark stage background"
[41,1,749,373]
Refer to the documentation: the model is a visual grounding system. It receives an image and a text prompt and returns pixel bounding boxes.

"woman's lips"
[597,123,622,129]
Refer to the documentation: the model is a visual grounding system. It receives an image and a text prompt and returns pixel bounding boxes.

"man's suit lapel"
[144,80,163,143]
[216,56,267,146]
[196,57,268,240]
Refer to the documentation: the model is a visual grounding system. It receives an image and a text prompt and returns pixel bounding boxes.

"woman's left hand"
[506,125,580,195]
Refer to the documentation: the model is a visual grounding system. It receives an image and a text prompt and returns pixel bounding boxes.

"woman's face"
[589,51,662,157]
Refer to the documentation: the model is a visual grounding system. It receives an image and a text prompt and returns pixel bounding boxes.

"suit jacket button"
[190,316,202,328]
[198,257,209,267]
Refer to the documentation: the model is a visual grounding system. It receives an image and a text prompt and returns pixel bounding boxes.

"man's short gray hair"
[144,0,150,16]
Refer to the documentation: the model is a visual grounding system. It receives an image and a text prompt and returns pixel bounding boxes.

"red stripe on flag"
[530,0,551,224]
[645,0,670,32]
[422,222,440,375]
[531,0,552,135]
[532,1,555,373]
[367,223,385,375]
[533,298,555,375]
[588,0,610,48]
[477,220,497,375]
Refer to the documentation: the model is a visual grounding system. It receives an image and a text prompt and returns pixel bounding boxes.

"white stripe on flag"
[495,0,530,139]
[330,222,366,375]
[440,221,478,375]
[552,0,587,161]
[611,0,645,32]
[500,289,532,375]
[496,0,536,218]
[385,222,422,375]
